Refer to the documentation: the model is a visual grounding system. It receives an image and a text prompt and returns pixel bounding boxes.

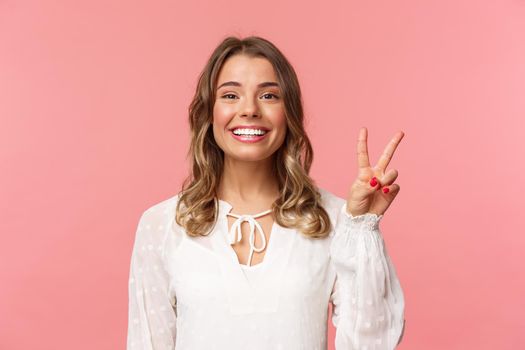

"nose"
[240,96,260,118]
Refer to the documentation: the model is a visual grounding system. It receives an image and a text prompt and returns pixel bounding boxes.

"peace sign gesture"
[346,127,405,217]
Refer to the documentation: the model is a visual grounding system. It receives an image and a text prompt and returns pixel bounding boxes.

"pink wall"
[1,0,524,349]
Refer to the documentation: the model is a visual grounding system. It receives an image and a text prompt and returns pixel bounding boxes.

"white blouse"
[127,187,406,350]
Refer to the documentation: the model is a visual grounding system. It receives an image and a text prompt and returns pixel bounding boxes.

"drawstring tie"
[226,209,272,267]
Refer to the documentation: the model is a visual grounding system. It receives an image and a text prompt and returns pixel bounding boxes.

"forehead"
[216,54,277,86]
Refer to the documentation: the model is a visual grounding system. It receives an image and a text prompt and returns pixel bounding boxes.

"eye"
[261,93,279,100]
[222,94,237,99]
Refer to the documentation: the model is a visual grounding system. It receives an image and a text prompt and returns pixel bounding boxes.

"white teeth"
[233,128,267,136]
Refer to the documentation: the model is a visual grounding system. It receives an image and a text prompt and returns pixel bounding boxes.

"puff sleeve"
[127,208,178,349]
[329,202,406,349]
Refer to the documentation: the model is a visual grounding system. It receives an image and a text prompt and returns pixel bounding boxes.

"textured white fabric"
[240,262,264,288]
[127,187,405,350]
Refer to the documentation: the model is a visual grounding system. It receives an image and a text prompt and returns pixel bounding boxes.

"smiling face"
[212,54,287,163]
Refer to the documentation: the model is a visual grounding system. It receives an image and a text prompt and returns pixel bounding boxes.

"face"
[212,54,287,162]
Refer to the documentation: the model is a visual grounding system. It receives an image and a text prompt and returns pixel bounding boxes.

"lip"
[230,129,270,143]
[228,124,271,131]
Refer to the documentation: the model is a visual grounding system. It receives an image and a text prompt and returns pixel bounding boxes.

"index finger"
[357,127,371,169]
[375,131,405,171]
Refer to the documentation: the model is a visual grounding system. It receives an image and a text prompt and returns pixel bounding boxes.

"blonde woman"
[127,36,406,350]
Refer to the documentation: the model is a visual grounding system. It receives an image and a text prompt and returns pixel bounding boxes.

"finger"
[369,175,382,192]
[357,127,371,169]
[381,183,400,196]
[379,169,399,188]
[370,183,400,215]
[376,131,405,172]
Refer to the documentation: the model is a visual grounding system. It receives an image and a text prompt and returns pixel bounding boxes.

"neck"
[217,155,279,204]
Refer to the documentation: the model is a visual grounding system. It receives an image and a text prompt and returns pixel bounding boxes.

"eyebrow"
[216,81,280,90]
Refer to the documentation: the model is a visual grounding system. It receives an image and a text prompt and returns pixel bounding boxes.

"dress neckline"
[217,198,274,268]
[209,197,297,314]
[240,262,264,270]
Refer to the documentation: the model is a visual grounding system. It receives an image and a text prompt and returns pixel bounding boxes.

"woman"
[127,36,406,349]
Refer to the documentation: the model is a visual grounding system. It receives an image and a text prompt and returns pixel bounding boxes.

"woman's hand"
[346,127,405,217]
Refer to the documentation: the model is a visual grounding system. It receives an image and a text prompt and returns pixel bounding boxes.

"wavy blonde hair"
[175,35,332,239]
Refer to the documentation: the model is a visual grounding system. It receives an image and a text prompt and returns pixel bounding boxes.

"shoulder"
[317,187,346,235]
[138,193,180,229]
[317,187,346,213]
[141,193,180,218]
[134,193,184,248]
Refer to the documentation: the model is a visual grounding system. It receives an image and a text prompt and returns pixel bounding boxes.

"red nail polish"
[370,177,377,187]
[383,187,389,193]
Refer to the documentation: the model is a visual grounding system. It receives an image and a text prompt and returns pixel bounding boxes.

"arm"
[127,209,177,349]
[329,202,405,349]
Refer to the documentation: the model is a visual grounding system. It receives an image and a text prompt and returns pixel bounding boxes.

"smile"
[230,129,269,143]
[232,128,267,136]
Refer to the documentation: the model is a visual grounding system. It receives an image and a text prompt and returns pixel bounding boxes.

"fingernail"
[383,187,389,193]
[370,177,377,187]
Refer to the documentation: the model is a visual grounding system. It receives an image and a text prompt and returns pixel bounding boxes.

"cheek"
[212,104,234,149]
[271,110,287,137]
[276,114,287,129]
[212,104,232,128]
[262,102,286,124]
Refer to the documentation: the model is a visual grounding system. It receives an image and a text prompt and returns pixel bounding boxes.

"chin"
[227,150,275,162]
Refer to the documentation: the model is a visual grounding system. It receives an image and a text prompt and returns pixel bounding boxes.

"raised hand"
[346,127,405,217]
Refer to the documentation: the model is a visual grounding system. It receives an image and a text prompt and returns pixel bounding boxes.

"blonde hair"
[175,35,332,239]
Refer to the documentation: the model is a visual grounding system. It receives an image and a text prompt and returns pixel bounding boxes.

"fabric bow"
[226,209,272,266]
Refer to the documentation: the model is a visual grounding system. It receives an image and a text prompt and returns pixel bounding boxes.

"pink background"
[1,0,524,349]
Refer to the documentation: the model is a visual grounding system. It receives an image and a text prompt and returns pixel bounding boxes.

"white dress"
[127,187,405,350]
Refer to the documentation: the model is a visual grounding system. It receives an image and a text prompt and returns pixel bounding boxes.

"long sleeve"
[329,202,405,349]
[127,208,178,349]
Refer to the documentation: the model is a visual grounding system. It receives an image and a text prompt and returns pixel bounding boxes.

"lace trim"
[342,203,383,232]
